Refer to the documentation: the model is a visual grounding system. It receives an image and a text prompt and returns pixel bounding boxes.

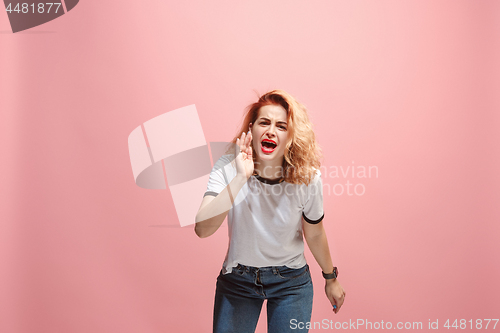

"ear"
[249,122,253,131]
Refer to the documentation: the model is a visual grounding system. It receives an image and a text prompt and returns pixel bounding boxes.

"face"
[249,104,289,164]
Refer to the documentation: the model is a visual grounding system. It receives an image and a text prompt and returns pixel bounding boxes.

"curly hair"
[225,89,323,185]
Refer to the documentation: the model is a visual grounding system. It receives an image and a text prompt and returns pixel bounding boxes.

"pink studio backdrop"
[1,1,499,332]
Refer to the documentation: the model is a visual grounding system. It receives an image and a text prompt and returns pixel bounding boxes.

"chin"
[257,152,284,161]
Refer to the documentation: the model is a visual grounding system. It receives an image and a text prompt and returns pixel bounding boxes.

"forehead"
[257,104,288,121]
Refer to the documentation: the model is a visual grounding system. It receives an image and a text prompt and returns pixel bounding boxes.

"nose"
[266,124,277,137]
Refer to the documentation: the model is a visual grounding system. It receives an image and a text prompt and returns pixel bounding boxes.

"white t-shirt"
[204,154,324,274]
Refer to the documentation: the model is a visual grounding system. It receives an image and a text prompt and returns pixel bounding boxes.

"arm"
[194,174,247,238]
[194,130,254,238]
[303,219,346,314]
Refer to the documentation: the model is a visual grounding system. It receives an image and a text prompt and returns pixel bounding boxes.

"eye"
[279,126,287,130]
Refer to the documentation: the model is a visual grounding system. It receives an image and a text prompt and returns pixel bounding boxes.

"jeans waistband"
[235,263,307,274]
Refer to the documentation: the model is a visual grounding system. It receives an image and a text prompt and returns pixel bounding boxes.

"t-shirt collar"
[252,172,285,185]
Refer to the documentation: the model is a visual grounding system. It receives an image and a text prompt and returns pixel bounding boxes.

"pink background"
[1,1,499,332]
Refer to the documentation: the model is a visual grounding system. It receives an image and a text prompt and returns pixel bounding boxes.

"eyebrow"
[258,117,288,125]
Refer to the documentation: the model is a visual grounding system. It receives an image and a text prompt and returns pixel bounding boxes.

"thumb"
[330,298,338,313]
[327,293,337,312]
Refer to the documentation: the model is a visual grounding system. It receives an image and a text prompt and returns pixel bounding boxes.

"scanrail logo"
[128,105,236,228]
[3,0,79,33]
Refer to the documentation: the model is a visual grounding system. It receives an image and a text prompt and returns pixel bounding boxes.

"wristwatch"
[322,267,338,279]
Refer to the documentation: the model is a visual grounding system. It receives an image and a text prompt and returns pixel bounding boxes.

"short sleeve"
[203,154,234,198]
[302,169,325,224]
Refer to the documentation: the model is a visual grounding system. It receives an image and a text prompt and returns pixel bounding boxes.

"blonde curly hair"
[225,89,323,185]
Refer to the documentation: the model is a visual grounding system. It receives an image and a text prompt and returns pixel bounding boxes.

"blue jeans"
[213,263,314,333]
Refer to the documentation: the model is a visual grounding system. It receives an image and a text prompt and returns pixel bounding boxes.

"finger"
[334,303,342,313]
[245,130,252,146]
[236,138,242,155]
[326,295,336,311]
[336,296,344,307]
[240,132,248,151]
[334,295,345,313]
[333,299,343,313]
[328,293,342,313]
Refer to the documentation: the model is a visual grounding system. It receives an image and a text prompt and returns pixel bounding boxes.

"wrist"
[325,277,337,284]
[322,267,338,280]
[234,173,249,183]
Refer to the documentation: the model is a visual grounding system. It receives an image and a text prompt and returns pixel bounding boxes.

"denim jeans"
[213,263,314,333]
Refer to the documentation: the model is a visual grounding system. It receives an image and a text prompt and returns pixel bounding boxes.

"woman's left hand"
[325,279,346,314]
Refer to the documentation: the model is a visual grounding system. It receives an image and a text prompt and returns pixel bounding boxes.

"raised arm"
[194,130,254,238]
[195,175,247,238]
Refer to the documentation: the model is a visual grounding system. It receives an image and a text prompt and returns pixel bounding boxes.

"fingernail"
[333,305,337,309]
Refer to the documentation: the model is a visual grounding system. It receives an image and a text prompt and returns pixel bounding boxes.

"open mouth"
[261,139,277,154]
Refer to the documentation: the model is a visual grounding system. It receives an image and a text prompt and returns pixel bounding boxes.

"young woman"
[195,90,345,333]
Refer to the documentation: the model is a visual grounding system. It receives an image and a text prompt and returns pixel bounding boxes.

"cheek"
[279,133,288,146]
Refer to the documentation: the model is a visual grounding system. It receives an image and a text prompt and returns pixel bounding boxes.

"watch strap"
[322,267,338,279]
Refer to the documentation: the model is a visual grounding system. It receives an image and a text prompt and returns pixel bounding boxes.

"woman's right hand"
[235,131,254,179]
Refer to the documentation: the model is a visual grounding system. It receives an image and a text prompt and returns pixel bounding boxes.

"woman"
[195,90,345,333]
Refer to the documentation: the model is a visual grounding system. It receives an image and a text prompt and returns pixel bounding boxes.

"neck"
[254,157,284,180]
